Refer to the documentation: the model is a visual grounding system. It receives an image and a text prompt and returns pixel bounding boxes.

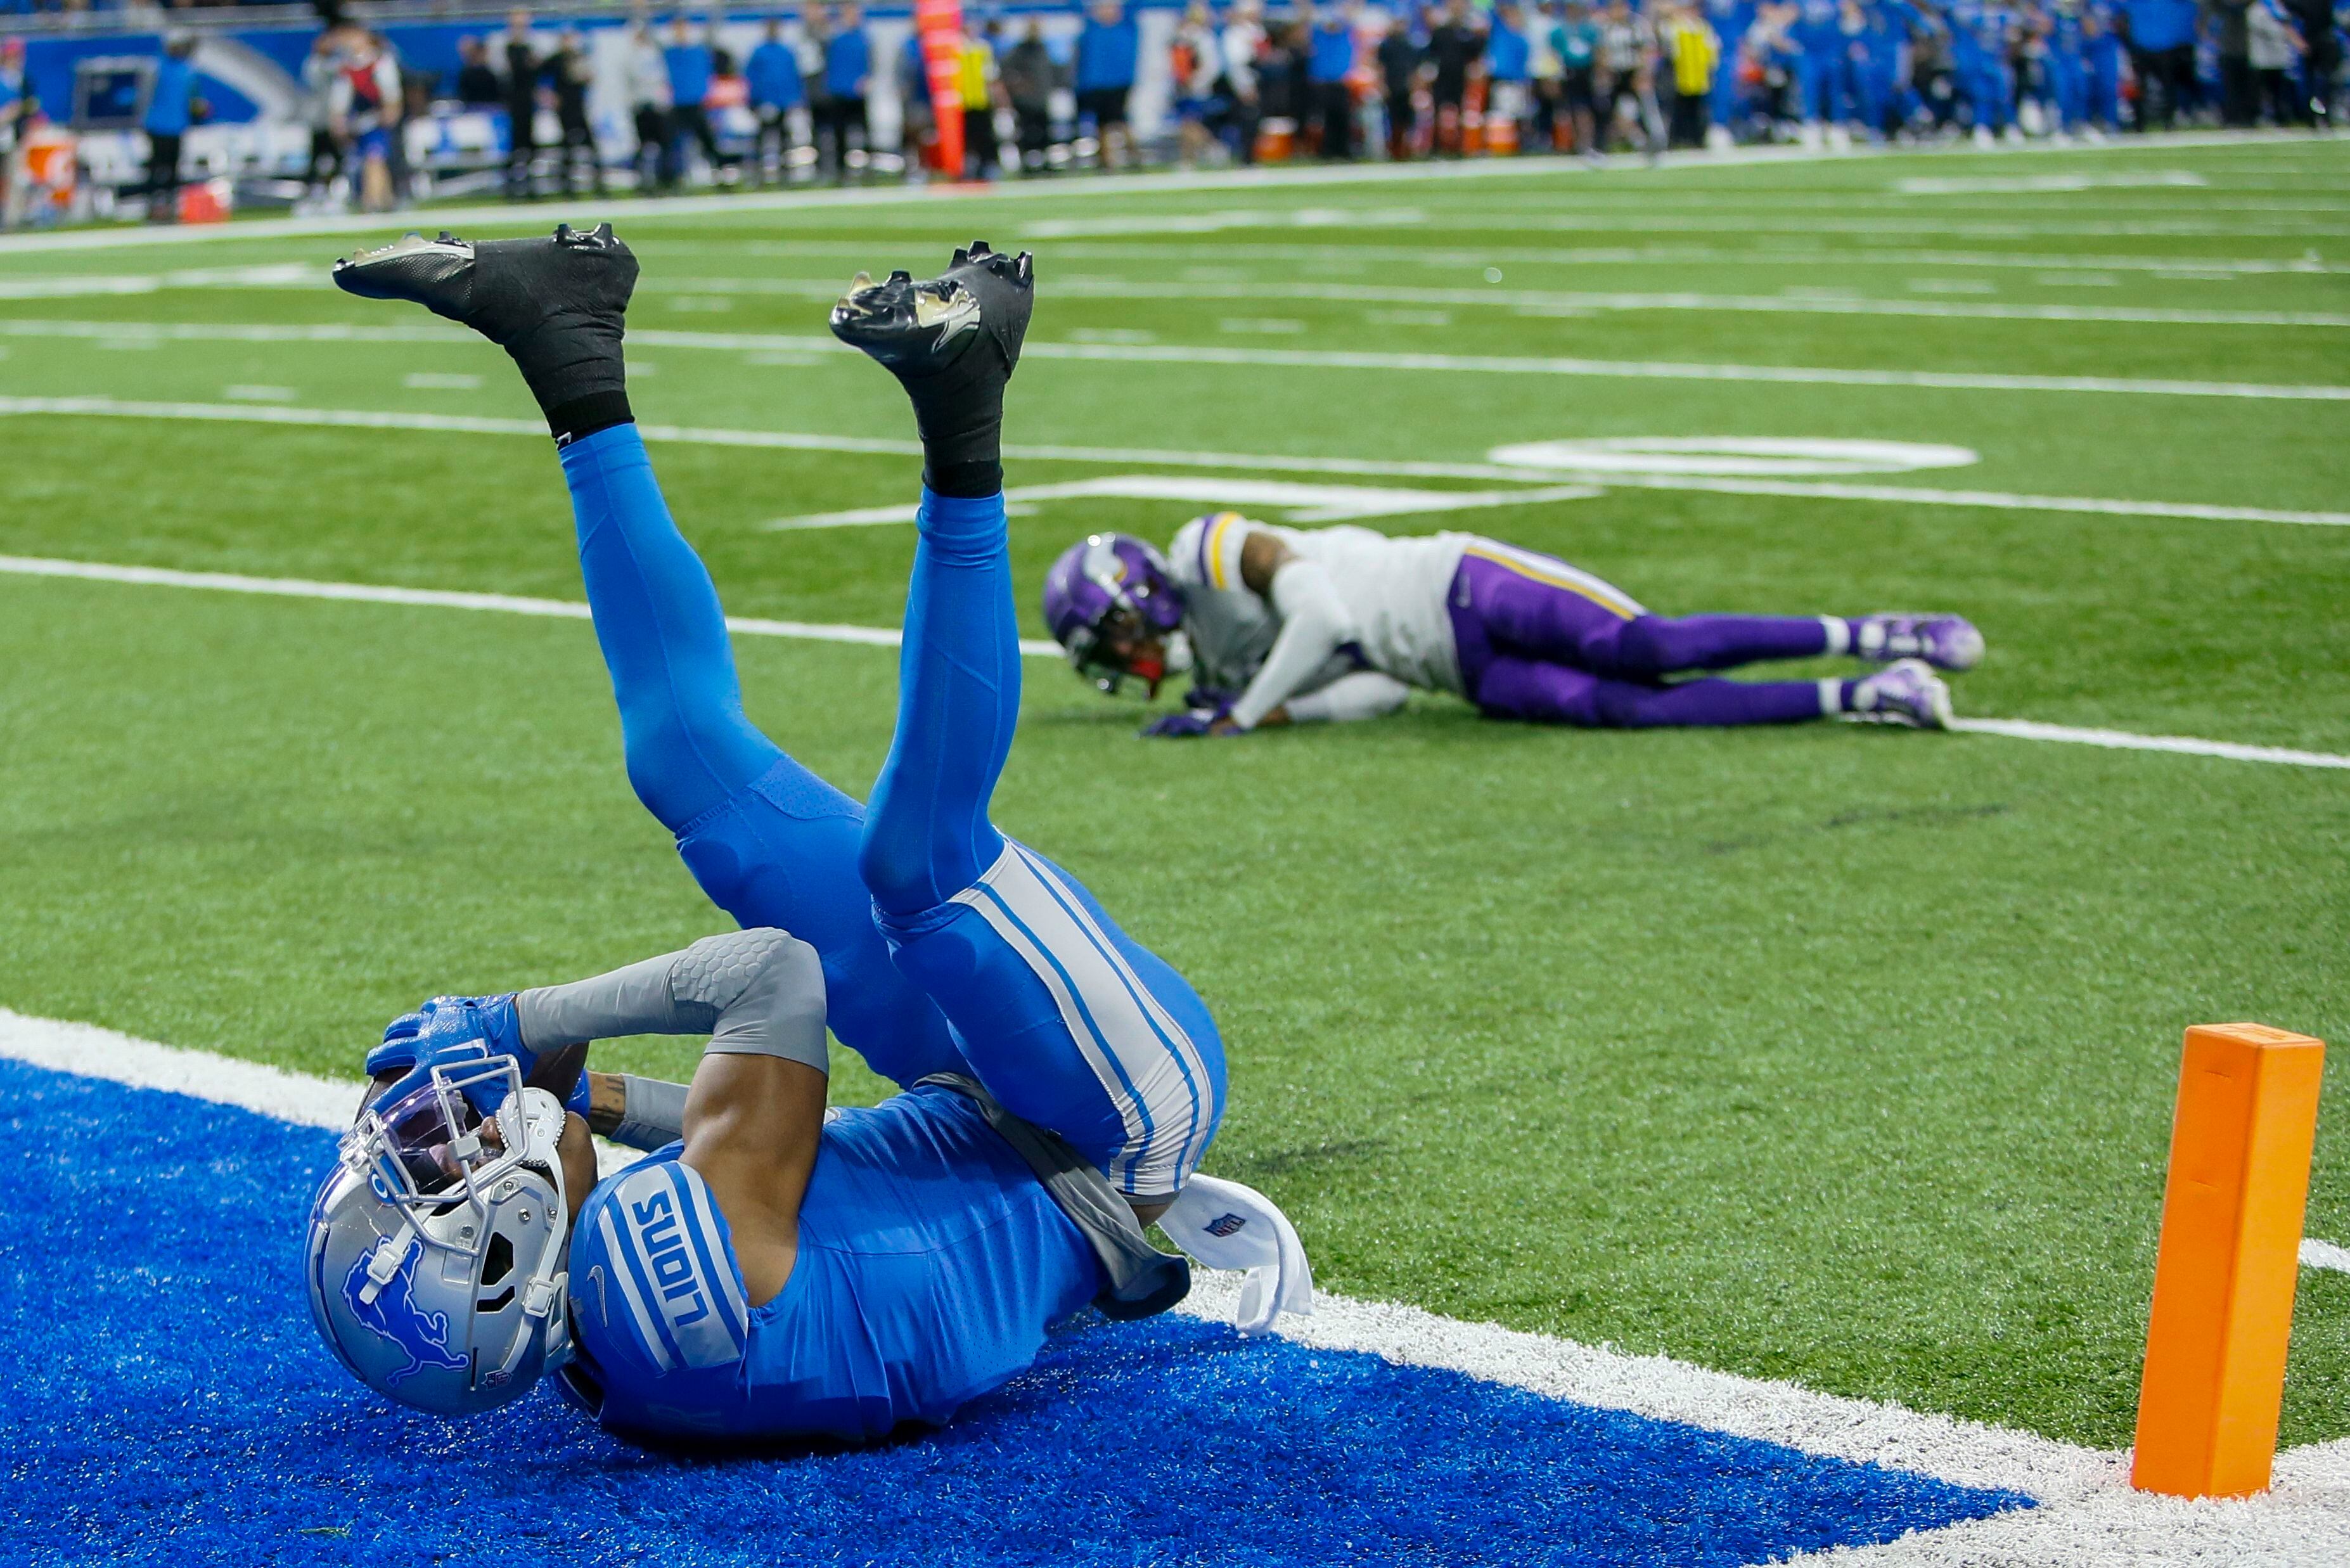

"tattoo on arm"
[585,1070,628,1138]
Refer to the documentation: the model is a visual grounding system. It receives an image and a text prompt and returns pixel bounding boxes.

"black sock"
[503,319,629,442]
[545,389,635,447]
[898,357,1005,498]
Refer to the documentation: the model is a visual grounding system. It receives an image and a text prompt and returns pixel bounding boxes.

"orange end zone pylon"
[2131,1023,2326,1499]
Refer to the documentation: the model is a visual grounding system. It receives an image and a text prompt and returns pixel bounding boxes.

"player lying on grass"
[1043,520,1983,736]
[305,227,1307,1444]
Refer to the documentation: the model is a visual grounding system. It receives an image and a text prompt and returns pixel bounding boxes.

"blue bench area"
[0,1055,2028,1566]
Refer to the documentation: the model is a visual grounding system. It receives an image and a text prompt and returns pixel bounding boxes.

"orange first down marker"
[2131,1024,2326,1499]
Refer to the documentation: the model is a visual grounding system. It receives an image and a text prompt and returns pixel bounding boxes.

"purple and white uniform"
[1167,513,1846,731]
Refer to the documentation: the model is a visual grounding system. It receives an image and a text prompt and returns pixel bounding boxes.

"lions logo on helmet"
[338,1232,471,1387]
[306,1060,575,1417]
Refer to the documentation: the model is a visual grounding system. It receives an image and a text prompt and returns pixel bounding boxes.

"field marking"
[766,475,1605,529]
[0,128,2323,259]
[8,317,2348,399]
[633,236,2350,278]
[0,552,1059,658]
[1489,436,1978,478]
[626,273,2350,329]
[1501,215,2350,238]
[7,550,2348,774]
[1894,170,2210,194]
[7,1004,2349,1565]
[1008,338,2350,401]
[1945,719,2350,771]
[2306,1238,2350,1275]
[6,395,2346,531]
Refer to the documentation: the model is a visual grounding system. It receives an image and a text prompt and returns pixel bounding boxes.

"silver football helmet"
[305,1057,574,1415]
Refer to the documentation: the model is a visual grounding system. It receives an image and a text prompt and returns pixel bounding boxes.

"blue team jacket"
[2121,0,2199,49]
[825,30,872,98]
[1075,18,1139,90]
[567,1085,1101,1444]
[747,40,803,108]
[144,57,194,136]
[665,43,714,108]
[1309,21,1358,82]
[1486,21,1532,82]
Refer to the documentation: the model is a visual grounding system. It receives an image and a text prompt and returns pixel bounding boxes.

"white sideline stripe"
[7,1005,2348,1567]
[10,321,2350,402]
[2305,1238,2350,1274]
[0,1011,645,1179]
[6,551,2348,774]
[0,553,1062,659]
[5,395,2347,530]
[0,127,2306,257]
[1948,718,2350,771]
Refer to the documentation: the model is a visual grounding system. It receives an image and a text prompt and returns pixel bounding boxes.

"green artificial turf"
[2,136,2345,1451]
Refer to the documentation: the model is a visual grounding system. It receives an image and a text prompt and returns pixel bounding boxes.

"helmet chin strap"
[357,1219,418,1307]
[479,1086,576,1387]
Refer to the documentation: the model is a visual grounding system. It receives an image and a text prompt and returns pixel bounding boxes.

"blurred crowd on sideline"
[0,0,2342,224]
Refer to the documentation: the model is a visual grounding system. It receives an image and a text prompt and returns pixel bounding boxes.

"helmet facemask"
[1067,608,1193,699]
[307,1059,575,1415]
[1045,534,1191,698]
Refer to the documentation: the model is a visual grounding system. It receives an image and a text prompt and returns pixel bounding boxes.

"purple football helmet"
[1043,533,1189,696]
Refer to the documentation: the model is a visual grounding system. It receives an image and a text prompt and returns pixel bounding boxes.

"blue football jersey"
[566,1084,1101,1443]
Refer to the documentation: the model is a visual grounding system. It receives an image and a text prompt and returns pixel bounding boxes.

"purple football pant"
[1447,544,1831,729]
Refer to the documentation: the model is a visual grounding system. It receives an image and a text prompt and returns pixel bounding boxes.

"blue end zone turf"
[1,1058,2029,1565]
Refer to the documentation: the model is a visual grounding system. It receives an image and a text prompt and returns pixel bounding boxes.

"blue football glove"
[364,993,529,1117]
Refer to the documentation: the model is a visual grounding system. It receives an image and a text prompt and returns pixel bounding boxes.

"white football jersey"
[1167,514,1474,697]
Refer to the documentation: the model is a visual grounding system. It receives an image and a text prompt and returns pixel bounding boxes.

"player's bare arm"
[676,1051,824,1304]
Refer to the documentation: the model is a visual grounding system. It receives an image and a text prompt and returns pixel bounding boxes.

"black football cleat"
[333,224,638,440]
[829,242,1034,496]
[332,222,637,344]
[828,240,1032,381]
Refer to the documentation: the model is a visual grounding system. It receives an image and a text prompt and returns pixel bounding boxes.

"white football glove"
[1159,1173,1313,1336]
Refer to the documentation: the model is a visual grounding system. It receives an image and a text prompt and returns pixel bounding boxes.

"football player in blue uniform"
[305,228,1308,1443]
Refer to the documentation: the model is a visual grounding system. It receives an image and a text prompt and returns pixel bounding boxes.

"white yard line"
[6,395,2347,532]
[623,273,2350,330]
[10,318,2350,401]
[0,552,1060,659]
[632,236,2350,277]
[4,550,2346,774]
[1011,338,2350,401]
[2305,1238,2350,1274]
[4,1003,2346,1566]
[1945,719,2350,771]
[0,129,2311,259]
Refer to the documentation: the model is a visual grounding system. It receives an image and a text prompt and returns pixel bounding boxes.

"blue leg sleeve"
[859,487,1225,1195]
[557,426,963,1086]
[559,425,783,829]
[857,488,1018,917]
